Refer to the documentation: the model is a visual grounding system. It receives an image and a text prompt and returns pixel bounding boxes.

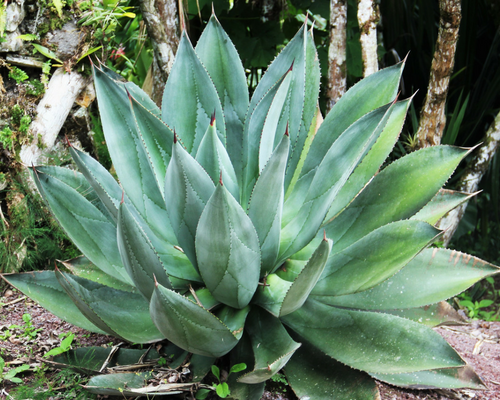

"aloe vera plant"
[3,15,499,399]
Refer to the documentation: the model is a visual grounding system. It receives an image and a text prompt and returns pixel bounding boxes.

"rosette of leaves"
[3,14,499,399]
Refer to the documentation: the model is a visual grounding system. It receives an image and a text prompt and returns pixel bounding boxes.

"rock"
[45,21,84,61]
[6,0,25,33]
[0,31,23,52]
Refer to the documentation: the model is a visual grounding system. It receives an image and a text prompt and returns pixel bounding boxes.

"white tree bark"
[20,68,86,166]
[416,0,461,148]
[357,0,379,77]
[326,0,347,113]
[438,111,500,245]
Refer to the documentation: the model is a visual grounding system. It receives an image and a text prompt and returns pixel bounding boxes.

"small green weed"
[196,363,247,399]
[0,126,14,151]
[26,79,46,96]
[44,332,75,357]
[0,313,42,340]
[0,356,30,384]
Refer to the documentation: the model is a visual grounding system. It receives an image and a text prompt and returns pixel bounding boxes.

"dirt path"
[1,285,500,399]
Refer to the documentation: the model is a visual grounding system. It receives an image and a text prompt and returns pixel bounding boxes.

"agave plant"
[4,14,499,399]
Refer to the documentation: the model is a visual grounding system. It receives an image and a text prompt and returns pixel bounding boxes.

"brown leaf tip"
[121,191,125,204]
[288,60,295,73]
[153,274,158,287]
[323,230,327,241]
[210,110,216,127]
[285,122,289,137]
[173,131,177,144]
[219,171,223,186]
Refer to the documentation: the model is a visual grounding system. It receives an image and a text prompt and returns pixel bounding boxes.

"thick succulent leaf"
[324,146,471,254]
[186,287,220,310]
[165,140,215,270]
[69,146,121,221]
[100,64,161,117]
[258,72,292,173]
[33,166,131,285]
[2,271,105,334]
[382,302,467,327]
[149,283,244,357]
[325,98,411,222]
[237,308,301,384]
[312,220,441,297]
[241,70,292,207]
[227,335,266,400]
[300,61,404,181]
[371,366,486,390]
[282,299,465,374]
[255,238,331,317]
[196,117,239,200]
[411,189,476,226]
[279,102,395,262]
[248,134,289,275]
[249,24,320,192]
[284,339,379,400]
[162,31,225,155]
[322,248,500,310]
[93,66,176,245]
[195,14,248,183]
[117,202,172,300]
[129,94,174,195]
[59,256,135,293]
[55,271,164,343]
[196,184,260,309]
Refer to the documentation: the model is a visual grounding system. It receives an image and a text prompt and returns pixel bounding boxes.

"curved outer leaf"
[237,308,301,384]
[382,302,467,327]
[299,61,404,183]
[279,102,395,262]
[248,134,290,275]
[195,14,248,184]
[321,248,500,310]
[325,98,412,222]
[162,31,225,155]
[255,237,332,317]
[196,184,261,309]
[165,140,215,270]
[60,256,136,293]
[56,270,164,343]
[93,66,176,245]
[284,339,379,400]
[312,220,441,297]
[100,64,161,117]
[411,189,476,226]
[129,94,174,195]
[33,166,131,285]
[149,283,244,357]
[69,147,122,222]
[371,366,485,390]
[324,146,471,254]
[2,271,105,334]
[282,299,465,374]
[196,117,239,200]
[117,202,172,300]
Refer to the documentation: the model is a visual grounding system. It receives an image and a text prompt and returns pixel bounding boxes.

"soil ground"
[1,285,499,400]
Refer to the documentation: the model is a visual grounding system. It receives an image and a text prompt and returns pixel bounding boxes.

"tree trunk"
[438,111,500,245]
[19,68,87,166]
[357,0,379,77]
[326,0,347,113]
[416,0,461,148]
[139,0,180,105]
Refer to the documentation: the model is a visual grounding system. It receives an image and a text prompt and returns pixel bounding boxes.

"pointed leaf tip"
[289,60,294,72]
[153,273,158,287]
[211,110,216,126]
[120,191,124,204]
[173,131,177,144]
[285,122,289,137]
[219,171,223,186]
[64,135,73,148]
[323,230,327,241]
